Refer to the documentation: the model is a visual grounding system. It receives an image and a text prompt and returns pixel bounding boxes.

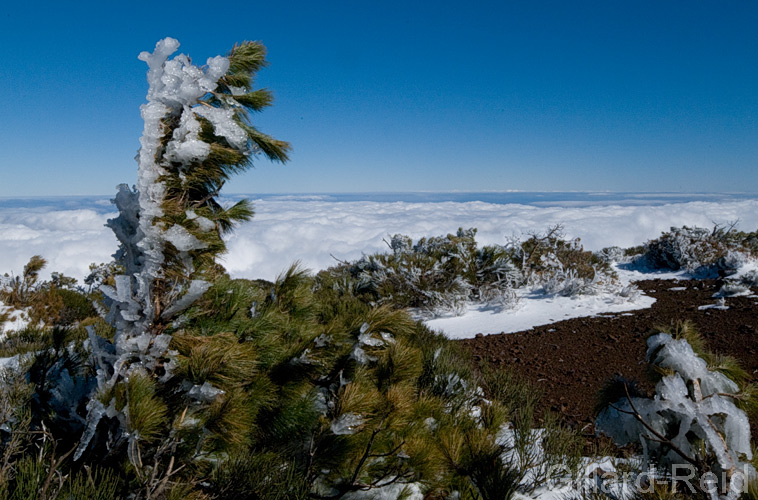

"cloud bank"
[2,197,758,283]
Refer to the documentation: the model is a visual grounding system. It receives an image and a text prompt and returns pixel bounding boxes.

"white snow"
[0,301,29,336]
[424,266,674,338]
[698,298,730,311]
[426,287,656,339]
[194,105,248,149]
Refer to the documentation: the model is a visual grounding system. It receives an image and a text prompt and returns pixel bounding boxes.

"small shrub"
[638,223,758,276]
[507,225,619,297]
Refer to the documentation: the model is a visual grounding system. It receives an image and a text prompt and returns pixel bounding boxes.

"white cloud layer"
[0,207,118,282]
[2,196,758,284]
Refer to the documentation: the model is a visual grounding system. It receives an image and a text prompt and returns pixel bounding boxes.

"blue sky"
[1,1,757,196]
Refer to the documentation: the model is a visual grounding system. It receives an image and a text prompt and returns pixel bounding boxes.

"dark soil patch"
[457,278,758,444]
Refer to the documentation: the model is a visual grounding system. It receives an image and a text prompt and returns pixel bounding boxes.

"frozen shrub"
[738,269,758,287]
[507,226,620,298]
[713,282,752,298]
[638,224,758,276]
[595,246,626,264]
[330,225,636,317]
[330,228,522,317]
[718,250,750,276]
[596,331,755,499]
[642,226,725,273]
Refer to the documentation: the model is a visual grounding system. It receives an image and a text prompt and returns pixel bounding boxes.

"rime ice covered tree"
[78,37,289,460]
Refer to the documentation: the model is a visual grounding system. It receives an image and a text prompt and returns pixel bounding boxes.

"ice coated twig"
[596,333,753,499]
[612,384,700,469]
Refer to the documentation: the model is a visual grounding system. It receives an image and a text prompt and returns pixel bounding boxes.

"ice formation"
[77,37,252,461]
[596,333,754,499]
[331,412,367,435]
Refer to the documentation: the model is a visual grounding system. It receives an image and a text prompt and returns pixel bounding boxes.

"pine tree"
[78,37,290,462]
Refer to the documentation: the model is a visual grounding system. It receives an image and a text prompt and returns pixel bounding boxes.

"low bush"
[637,224,758,276]
[328,225,629,319]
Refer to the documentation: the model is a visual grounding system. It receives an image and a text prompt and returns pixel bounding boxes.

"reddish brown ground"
[457,278,758,443]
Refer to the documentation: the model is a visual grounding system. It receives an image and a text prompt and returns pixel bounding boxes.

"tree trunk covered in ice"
[77,37,289,461]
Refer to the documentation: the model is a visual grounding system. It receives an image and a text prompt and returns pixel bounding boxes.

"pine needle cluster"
[0,257,584,498]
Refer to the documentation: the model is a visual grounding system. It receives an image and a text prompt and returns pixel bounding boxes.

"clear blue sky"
[1,1,757,196]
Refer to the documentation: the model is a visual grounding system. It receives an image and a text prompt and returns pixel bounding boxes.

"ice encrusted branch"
[78,38,244,461]
[596,333,755,499]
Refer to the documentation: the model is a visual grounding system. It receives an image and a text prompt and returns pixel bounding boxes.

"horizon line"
[3,189,758,200]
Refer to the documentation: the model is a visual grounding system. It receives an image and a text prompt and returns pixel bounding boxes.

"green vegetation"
[0,257,585,498]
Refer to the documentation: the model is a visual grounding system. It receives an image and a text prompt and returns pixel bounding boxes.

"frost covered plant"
[0,256,98,332]
[594,245,627,265]
[641,226,727,274]
[738,269,758,287]
[596,332,755,499]
[506,225,622,298]
[331,228,522,318]
[639,224,758,276]
[77,37,289,462]
[329,225,634,318]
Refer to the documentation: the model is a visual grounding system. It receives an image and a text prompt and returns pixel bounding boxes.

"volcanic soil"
[457,278,758,443]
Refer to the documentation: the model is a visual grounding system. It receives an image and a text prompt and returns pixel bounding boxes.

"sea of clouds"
[2,194,758,284]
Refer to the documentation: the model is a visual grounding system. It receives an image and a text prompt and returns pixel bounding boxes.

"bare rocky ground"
[457,278,758,447]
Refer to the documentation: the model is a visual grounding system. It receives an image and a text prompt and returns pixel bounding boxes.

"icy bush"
[738,269,758,287]
[713,282,752,298]
[327,225,639,318]
[638,224,758,276]
[331,228,521,317]
[596,333,755,499]
[594,245,627,264]
[643,225,729,275]
[506,226,631,299]
[537,259,622,298]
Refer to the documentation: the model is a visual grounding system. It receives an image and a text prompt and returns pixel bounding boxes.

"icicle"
[184,381,225,402]
[161,280,211,319]
[331,412,366,435]
[74,399,107,461]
